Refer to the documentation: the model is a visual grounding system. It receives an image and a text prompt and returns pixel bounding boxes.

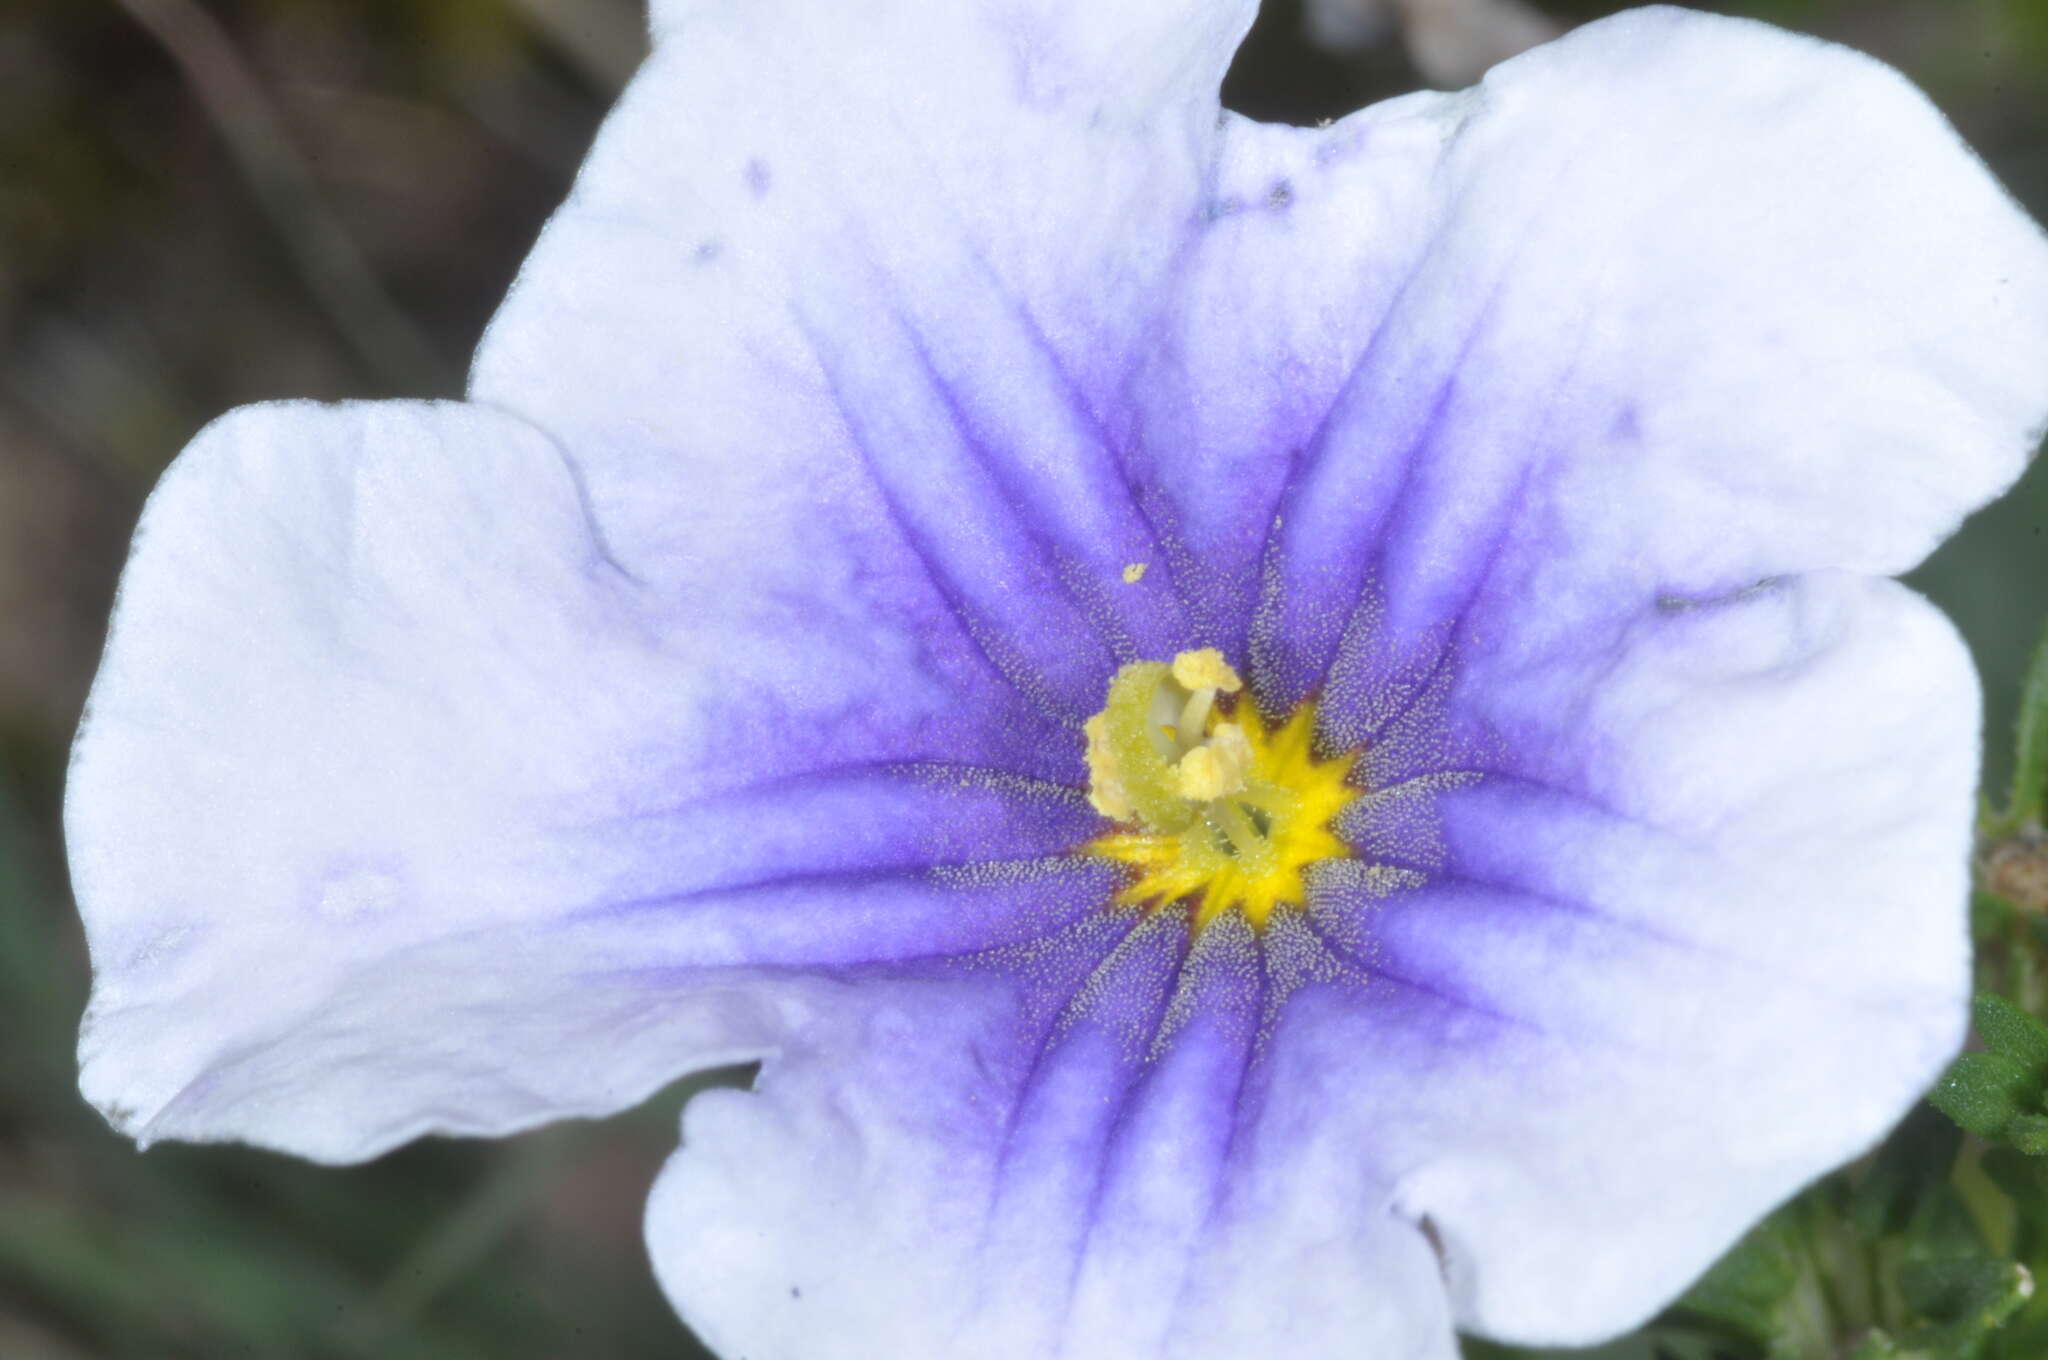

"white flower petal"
[645,959,1461,1360]
[70,398,1064,1159]
[1141,5,2048,661]
[469,0,1259,716]
[1358,572,1979,1342]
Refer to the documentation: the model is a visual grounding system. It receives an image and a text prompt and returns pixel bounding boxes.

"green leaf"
[2011,1115,2048,1158]
[1930,997,2048,1145]
[1975,889,2019,944]
[1896,1257,2034,1358]
[1980,1150,2048,1356]
[2008,620,2048,830]
[1900,1255,2013,1323]
[1984,1147,2048,1214]
[1859,1107,1966,1237]
[1846,1331,1910,1360]
[1976,995,2048,1075]
[1876,1172,2031,1360]
[1911,1185,1998,1274]
[1667,1210,1803,1353]
[1931,1052,2040,1138]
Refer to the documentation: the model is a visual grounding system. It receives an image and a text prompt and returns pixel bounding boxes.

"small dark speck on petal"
[790,1285,802,1299]
[694,239,724,263]
[1657,576,1780,614]
[745,158,773,199]
[1267,179,1293,210]
[1419,1216,1447,1270]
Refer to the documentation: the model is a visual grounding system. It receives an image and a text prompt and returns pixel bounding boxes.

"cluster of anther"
[1085,651,1269,853]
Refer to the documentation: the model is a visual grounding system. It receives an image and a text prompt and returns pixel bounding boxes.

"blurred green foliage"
[2,0,2045,1356]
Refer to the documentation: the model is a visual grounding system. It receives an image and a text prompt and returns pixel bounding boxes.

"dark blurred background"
[1,1,2043,1355]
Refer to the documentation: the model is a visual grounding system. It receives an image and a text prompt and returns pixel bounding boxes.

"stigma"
[1082,649,1360,931]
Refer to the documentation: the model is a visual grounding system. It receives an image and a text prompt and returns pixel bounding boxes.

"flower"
[66,2,2048,1357]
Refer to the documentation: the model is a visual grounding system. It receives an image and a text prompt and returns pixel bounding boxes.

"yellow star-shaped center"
[1082,651,1360,932]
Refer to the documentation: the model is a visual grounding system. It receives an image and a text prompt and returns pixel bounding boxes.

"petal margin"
[470,0,1261,717]
[647,923,1460,1360]
[1315,573,1980,1343]
[1140,6,2048,699]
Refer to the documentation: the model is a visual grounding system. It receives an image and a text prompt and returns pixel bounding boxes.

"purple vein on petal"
[1055,915,1267,1347]
[875,104,1211,648]
[964,905,1153,1238]
[1246,295,1504,714]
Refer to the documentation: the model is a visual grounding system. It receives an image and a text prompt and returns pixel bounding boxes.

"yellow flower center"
[1082,649,1361,932]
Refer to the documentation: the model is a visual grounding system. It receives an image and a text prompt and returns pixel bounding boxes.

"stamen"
[1081,648,1361,932]
[1208,723,1254,781]
[1171,648,1242,694]
[1175,745,1235,800]
[1209,797,1270,863]
[1082,713,1136,822]
[1147,685,1184,758]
